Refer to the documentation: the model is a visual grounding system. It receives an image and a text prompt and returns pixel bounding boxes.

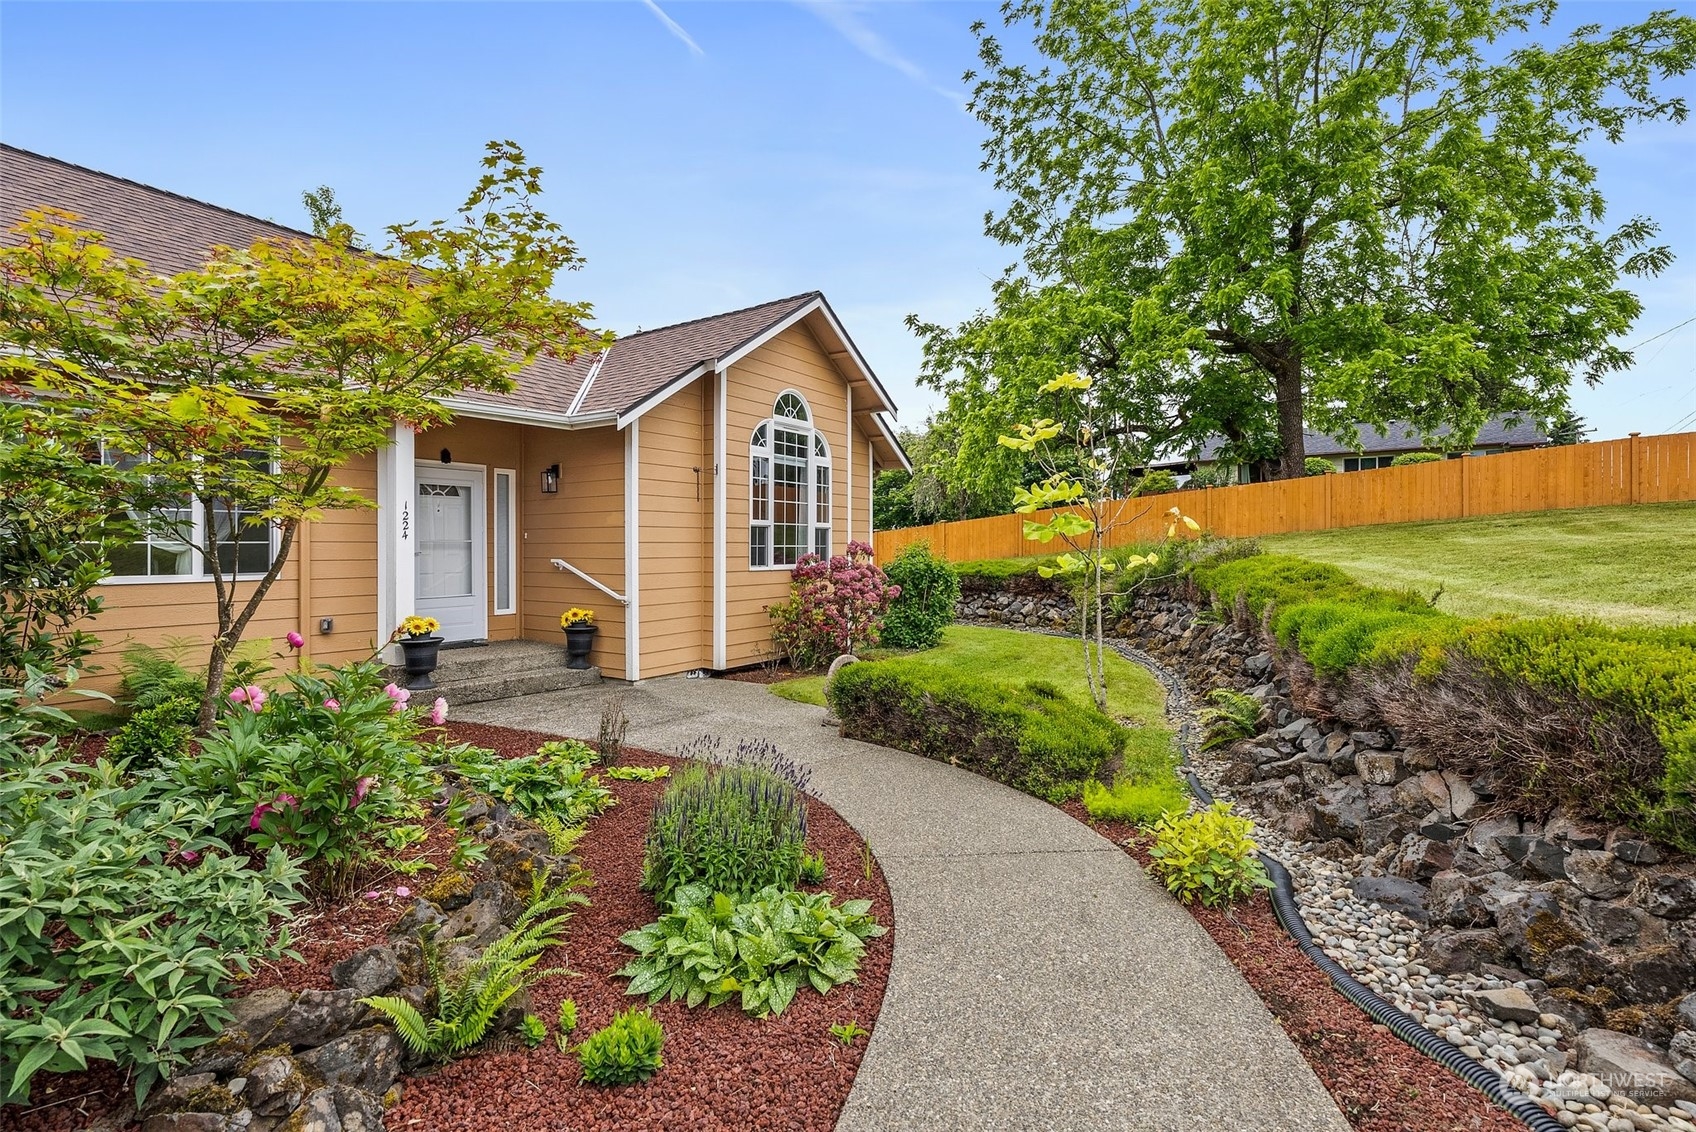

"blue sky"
[3,1,1692,440]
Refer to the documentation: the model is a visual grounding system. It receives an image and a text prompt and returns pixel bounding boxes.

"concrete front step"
[415,640,601,705]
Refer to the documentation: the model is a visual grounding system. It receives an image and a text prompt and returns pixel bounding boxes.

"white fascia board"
[714,294,897,418]
[613,362,711,429]
[864,411,913,472]
[437,397,617,430]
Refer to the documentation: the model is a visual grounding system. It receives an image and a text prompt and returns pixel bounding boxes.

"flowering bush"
[173,658,438,894]
[401,615,441,638]
[560,607,595,628]
[767,542,900,671]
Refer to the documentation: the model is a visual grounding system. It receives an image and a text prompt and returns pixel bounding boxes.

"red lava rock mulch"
[1061,802,1524,1132]
[10,723,892,1132]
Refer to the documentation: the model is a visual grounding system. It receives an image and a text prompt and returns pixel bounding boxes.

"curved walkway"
[456,677,1347,1132]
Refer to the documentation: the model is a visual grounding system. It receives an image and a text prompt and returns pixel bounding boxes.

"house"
[0,145,910,685]
[1156,415,1550,483]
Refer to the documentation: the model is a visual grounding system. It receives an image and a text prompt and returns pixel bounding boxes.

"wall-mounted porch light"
[541,464,560,494]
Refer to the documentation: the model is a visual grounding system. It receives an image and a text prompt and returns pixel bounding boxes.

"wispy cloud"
[799,1,965,108]
[641,0,705,58]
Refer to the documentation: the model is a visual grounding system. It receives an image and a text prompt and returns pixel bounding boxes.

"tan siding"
[723,324,857,669]
[414,418,525,641]
[519,423,628,679]
[637,381,711,678]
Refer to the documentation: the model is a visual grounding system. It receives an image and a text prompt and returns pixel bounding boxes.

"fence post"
[1629,432,1641,505]
[1460,456,1469,518]
[1323,471,1333,530]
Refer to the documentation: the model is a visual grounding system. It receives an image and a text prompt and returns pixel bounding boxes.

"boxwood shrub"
[825,662,1126,801]
[880,542,959,650]
[1194,553,1696,850]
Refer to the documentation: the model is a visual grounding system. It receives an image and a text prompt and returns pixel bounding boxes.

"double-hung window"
[749,391,832,568]
[99,446,278,581]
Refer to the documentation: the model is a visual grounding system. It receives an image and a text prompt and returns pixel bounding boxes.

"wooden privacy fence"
[873,430,1696,564]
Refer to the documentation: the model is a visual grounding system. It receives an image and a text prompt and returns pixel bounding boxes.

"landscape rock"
[1349,729,1391,750]
[225,987,296,1046]
[244,1054,310,1116]
[1566,850,1634,900]
[297,1028,402,1095]
[1573,1028,1696,1105]
[1670,1030,1696,1086]
[329,946,401,999]
[437,897,504,947]
[1310,780,1369,841]
[265,989,374,1050]
[1427,870,1497,927]
[1500,836,1570,881]
[388,899,445,939]
[1421,927,1507,973]
[1389,834,1454,881]
[1638,874,1696,920]
[141,1115,233,1132]
[1464,986,1542,1024]
[1348,875,1429,923]
[1354,751,1407,786]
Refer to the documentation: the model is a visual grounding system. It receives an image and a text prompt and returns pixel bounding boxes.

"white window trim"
[99,446,281,585]
[492,467,518,615]
[748,389,832,571]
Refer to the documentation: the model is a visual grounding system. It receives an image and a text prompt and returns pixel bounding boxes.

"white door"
[414,464,487,642]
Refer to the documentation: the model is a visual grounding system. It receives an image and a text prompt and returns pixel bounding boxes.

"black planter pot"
[564,624,597,670]
[399,635,443,690]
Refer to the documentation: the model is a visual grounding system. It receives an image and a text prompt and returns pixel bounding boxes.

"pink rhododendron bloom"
[429,697,448,726]
[323,698,340,712]
[286,630,305,649]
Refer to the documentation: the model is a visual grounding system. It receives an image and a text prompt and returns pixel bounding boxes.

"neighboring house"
[1,145,909,683]
[1155,415,1550,483]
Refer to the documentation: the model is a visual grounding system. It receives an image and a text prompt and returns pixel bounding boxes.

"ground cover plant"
[1195,551,1696,851]
[1146,801,1273,908]
[1260,501,1696,623]
[447,738,614,827]
[575,1008,665,1086]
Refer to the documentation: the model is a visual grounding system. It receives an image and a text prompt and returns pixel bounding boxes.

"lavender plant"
[642,735,811,903]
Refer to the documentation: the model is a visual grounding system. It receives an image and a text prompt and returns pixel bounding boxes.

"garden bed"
[10,723,892,1132]
[1060,801,1523,1132]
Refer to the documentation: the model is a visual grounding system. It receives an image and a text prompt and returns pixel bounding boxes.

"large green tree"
[1,141,609,728]
[917,0,1696,481]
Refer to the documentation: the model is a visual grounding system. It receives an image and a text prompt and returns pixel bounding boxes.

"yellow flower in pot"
[560,608,597,670]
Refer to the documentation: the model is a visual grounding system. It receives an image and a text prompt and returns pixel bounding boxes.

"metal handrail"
[549,558,629,605]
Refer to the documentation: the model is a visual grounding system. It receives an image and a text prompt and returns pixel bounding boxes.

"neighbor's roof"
[0,145,907,467]
[1160,415,1549,466]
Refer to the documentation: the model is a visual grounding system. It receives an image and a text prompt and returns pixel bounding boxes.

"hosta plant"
[616,884,885,1018]
[576,1008,664,1086]
[1147,801,1273,908]
[363,880,586,1061]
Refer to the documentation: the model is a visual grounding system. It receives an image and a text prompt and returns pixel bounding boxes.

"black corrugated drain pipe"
[1178,769,1565,1132]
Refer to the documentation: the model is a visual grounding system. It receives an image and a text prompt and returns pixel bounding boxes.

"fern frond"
[362,996,433,1056]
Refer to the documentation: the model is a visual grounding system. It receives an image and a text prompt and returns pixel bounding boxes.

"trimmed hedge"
[1194,553,1696,849]
[825,662,1126,802]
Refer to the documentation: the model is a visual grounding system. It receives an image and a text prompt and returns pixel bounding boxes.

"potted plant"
[397,615,443,689]
[561,607,597,669]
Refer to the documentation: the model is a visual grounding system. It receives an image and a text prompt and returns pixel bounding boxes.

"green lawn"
[1260,501,1696,624]
[773,624,1167,728]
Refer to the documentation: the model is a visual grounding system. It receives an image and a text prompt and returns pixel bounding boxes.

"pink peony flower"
[323,698,340,712]
[429,697,448,726]
[383,683,412,713]
[249,801,273,829]
[244,686,268,712]
[285,630,305,649]
[395,886,411,898]
[353,775,375,806]
[364,890,381,900]
[181,848,199,863]
[227,686,248,704]
[275,792,299,809]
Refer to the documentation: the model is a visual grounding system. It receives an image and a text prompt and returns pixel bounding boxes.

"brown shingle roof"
[1,146,885,426]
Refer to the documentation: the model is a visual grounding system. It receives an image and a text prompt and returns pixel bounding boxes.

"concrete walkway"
[457,677,1348,1132]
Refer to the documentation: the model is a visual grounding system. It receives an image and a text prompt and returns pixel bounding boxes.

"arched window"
[750,391,831,567]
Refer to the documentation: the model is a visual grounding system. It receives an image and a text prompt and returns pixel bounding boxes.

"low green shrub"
[880,542,959,650]
[105,695,197,770]
[576,1008,665,1086]
[364,879,586,1062]
[616,884,885,1017]
[1390,451,1443,466]
[799,850,828,885]
[1304,457,1336,476]
[1130,470,1180,496]
[1082,777,1190,825]
[604,764,669,782]
[0,742,302,1105]
[826,661,1125,802]
[641,741,809,903]
[449,739,613,825]
[519,1014,547,1048]
[1147,801,1272,907]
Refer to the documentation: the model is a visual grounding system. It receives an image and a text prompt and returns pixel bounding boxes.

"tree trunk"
[1273,347,1307,480]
